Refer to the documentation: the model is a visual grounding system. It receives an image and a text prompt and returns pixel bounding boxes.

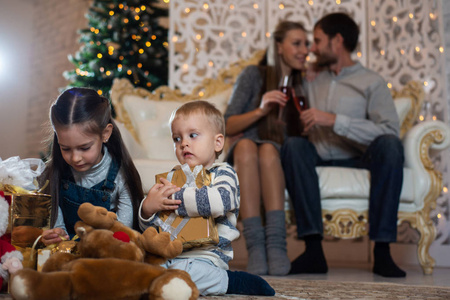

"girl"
[40,87,143,245]
[224,21,309,276]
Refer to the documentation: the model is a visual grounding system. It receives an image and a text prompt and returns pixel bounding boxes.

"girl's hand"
[41,228,69,246]
[259,90,288,115]
[142,179,181,218]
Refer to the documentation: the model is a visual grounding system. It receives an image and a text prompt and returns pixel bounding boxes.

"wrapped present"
[37,238,78,271]
[0,157,52,269]
[155,164,219,250]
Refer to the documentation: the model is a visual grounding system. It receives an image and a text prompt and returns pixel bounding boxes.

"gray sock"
[242,216,268,275]
[265,210,290,275]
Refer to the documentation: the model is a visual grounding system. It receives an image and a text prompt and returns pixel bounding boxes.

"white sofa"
[111,51,450,275]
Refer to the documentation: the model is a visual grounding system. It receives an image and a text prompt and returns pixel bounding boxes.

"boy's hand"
[142,179,181,218]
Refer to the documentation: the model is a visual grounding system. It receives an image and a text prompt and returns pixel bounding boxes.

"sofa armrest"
[402,120,450,209]
[403,120,450,170]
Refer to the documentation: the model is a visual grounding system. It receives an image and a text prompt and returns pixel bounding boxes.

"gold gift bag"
[155,164,219,250]
[2,186,52,269]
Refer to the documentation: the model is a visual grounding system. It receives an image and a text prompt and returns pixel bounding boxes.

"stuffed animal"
[77,202,183,264]
[0,191,23,290]
[10,221,199,300]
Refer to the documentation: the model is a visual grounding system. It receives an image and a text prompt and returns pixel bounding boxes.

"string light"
[392,16,398,22]
[443,187,448,193]
[439,47,444,53]
[203,3,209,9]
[387,83,392,89]
[279,4,285,9]
[253,3,259,9]
[229,4,235,10]
[371,20,376,26]
[185,8,190,13]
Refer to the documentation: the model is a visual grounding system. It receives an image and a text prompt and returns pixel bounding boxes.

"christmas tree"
[64,0,169,96]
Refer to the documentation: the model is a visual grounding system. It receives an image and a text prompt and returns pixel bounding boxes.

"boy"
[138,100,275,296]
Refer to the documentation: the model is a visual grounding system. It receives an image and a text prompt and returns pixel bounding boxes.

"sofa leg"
[399,211,436,275]
[415,212,436,275]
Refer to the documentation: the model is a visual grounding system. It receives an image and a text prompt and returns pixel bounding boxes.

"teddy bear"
[9,220,199,300]
[76,202,183,264]
[0,191,23,290]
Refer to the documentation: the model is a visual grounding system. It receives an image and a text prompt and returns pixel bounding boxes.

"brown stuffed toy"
[77,202,182,264]
[9,221,199,300]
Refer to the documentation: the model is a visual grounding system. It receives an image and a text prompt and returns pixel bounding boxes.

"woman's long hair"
[41,88,143,231]
[258,21,306,143]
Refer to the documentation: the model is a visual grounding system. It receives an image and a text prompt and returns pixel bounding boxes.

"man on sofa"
[281,12,406,277]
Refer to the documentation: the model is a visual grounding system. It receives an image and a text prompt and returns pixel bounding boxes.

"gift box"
[1,157,52,269]
[155,164,219,250]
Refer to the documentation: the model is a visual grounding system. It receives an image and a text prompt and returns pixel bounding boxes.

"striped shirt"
[139,162,240,269]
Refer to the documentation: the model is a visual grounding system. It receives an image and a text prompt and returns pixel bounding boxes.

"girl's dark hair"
[314,12,359,52]
[40,87,143,231]
[258,21,306,143]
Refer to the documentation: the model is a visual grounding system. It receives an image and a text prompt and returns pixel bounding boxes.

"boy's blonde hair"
[170,100,225,158]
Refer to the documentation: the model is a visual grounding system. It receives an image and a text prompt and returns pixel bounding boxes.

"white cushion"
[394,97,412,126]
[122,89,233,161]
[133,158,179,193]
[317,166,414,203]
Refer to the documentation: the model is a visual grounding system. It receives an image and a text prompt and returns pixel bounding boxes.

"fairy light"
[127,70,132,75]
[229,4,235,10]
[135,15,140,21]
[393,16,398,22]
[371,20,376,26]
[419,115,424,121]
[100,67,104,72]
[163,0,169,3]
[135,7,140,13]
[97,90,103,95]
[308,0,314,5]
[185,8,190,13]
[196,34,202,40]
[266,32,271,38]
[151,35,156,40]
[124,18,129,24]
[208,61,214,67]
[438,213,442,219]
[424,81,429,87]
[279,4,285,9]
[203,3,209,9]
[387,83,392,89]
[357,52,362,58]
[242,32,247,37]
[380,50,385,56]
[409,13,414,19]
[141,5,146,10]
[198,91,205,97]
[336,0,341,4]
[118,4,124,9]
[137,63,142,68]
[172,36,178,42]
[439,47,444,53]
[146,41,152,47]
[109,11,114,16]
[415,46,420,52]
[400,49,405,55]
[443,186,448,193]
[432,116,437,121]
[97,53,103,59]
[182,63,189,71]
[106,71,111,76]
[253,3,259,9]
[219,32,224,37]
[139,49,144,54]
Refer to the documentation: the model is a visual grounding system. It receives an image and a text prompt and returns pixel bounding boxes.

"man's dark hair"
[314,12,359,52]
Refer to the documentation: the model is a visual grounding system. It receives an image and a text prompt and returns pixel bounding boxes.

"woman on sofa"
[224,20,309,276]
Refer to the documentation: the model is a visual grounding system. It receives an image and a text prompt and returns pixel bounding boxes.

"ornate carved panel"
[169,0,266,94]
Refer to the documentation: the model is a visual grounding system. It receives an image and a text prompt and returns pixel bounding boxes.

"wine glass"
[278,75,291,122]
[292,88,308,113]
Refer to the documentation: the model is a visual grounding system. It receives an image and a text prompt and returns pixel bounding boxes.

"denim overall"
[59,159,119,237]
